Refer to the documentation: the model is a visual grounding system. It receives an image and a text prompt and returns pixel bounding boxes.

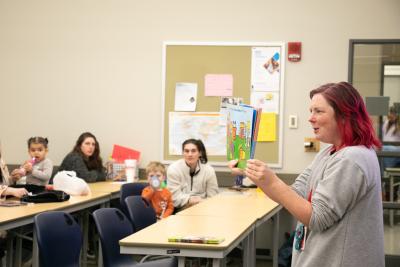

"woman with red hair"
[230,82,384,267]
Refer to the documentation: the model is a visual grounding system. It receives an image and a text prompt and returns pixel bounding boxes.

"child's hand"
[10,169,22,180]
[23,162,33,173]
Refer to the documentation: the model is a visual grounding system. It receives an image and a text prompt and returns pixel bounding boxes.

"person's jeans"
[382,145,400,169]
[382,145,400,200]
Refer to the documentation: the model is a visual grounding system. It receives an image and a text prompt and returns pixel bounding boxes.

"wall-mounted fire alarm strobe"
[288,42,301,62]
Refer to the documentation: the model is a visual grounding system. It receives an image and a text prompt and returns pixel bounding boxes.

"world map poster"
[169,112,227,156]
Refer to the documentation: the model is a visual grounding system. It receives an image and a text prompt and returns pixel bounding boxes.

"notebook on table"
[0,200,28,207]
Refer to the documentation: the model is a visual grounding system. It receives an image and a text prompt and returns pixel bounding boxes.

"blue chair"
[92,208,176,267]
[120,183,148,217]
[34,211,82,267]
[125,196,157,232]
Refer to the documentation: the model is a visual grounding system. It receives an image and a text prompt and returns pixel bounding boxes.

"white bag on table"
[53,171,91,196]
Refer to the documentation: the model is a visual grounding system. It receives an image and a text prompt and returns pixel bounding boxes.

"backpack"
[21,190,70,203]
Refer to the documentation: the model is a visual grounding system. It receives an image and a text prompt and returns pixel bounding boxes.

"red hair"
[310,82,381,149]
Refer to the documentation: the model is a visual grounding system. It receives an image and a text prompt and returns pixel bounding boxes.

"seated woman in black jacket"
[59,132,106,183]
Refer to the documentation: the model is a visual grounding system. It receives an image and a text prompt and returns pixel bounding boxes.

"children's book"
[168,236,225,245]
[226,104,261,169]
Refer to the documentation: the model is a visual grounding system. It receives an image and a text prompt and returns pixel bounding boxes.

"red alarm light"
[288,42,301,62]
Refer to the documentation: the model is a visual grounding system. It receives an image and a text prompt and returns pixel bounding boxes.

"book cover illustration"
[226,104,260,169]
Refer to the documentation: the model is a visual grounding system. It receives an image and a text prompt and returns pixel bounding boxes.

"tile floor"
[384,214,400,255]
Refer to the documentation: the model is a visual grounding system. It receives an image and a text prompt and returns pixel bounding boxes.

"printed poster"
[251,47,281,92]
[169,112,226,155]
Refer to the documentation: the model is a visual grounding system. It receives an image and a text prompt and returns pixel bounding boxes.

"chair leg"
[97,242,103,267]
[21,257,32,267]
[390,175,394,226]
[32,229,39,267]
[83,210,91,266]
[6,233,13,267]
[14,228,23,267]
[178,257,185,267]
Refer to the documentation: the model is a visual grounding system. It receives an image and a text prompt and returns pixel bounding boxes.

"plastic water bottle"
[124,159,137,183]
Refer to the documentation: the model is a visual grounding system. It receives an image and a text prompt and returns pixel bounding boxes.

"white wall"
[0,0,399,174]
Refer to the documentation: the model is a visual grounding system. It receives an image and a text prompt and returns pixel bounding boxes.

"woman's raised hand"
[245,159,275,187]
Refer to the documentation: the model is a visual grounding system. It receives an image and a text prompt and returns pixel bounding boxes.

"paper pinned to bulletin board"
[204,74,233,96]
[174,82,198,111]
[257,113,276,142]
[250,91,279,113]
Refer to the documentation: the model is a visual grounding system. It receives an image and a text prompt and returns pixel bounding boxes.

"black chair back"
[93,207,177,267]
[92,208,136,267]
[34,211,82,267]
[125,196,157,232]
[120,183,148,217]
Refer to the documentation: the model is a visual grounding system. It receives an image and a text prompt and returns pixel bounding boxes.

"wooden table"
[177,189,281,267]
[120,215,256,267]
[178,189,280,223]
[120,189,281,267]
[88,181,126,200]
[0,191,111,267]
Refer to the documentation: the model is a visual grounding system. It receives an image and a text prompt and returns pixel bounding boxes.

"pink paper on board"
[111,144,141,163]
[204,74,233,96]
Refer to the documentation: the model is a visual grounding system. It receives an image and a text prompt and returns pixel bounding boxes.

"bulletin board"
[162,42,285,168]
